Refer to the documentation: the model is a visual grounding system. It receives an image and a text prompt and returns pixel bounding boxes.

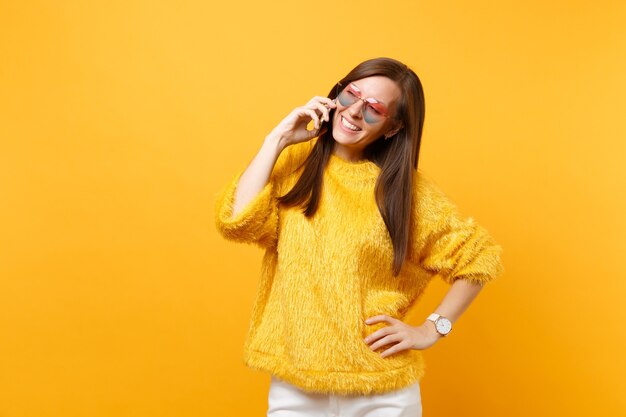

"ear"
[384,121,404,138]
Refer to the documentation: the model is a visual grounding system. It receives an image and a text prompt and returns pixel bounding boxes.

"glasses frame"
[334,81,395,124]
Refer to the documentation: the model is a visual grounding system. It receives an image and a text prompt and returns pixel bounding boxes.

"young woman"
[215,57,504,417]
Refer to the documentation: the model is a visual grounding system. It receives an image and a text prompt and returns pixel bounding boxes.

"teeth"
[341,116,360,131]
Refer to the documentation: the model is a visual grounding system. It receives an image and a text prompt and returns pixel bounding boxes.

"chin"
[332,131,356,145]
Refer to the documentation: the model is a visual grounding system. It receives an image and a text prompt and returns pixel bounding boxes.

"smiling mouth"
[340,115,362,132]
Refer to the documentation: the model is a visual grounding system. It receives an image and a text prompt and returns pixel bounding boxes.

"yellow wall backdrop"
[1,1,624,416]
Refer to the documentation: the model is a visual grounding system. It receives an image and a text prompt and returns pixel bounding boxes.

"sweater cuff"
[214,171,278,248]
[440,242,505,286]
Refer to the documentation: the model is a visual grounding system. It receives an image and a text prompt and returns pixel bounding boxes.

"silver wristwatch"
[427,313,453,337]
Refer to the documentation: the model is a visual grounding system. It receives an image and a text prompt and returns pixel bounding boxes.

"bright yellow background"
[1,1,624,416]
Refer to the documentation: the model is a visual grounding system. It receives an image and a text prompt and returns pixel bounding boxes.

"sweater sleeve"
[213,140,313,249]
[411,173,505,286]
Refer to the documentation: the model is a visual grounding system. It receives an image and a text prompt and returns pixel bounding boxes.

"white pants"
[267,375,422,417]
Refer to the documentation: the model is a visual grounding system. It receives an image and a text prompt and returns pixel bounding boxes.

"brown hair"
[278,57,426,276]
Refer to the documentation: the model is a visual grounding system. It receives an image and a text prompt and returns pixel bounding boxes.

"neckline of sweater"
[327,152,380,181]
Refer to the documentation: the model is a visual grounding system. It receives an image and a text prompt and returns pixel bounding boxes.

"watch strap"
[427,313,441,322]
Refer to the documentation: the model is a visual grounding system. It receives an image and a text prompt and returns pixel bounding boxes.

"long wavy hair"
[277,57,426,276]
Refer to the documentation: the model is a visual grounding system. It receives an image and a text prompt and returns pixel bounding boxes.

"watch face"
[436,318,452,335]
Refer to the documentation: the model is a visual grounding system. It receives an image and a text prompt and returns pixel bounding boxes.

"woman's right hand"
[268,96,337,149]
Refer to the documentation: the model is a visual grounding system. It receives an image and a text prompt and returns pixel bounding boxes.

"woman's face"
[331,75,403,156]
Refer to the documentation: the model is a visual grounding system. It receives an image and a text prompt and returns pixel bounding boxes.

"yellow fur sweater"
[214,138,504,396]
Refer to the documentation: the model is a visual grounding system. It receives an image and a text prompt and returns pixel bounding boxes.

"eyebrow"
[350,82,387,106]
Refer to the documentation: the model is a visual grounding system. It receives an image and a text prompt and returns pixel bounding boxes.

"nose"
[347,99,365,119]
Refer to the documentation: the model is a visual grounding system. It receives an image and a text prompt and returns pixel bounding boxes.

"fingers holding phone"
[271,96,337,147]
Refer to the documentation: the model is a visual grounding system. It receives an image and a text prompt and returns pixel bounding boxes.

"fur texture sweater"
[214,138,504,395]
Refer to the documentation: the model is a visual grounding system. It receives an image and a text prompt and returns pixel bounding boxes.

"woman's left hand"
[363,315,442,358]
